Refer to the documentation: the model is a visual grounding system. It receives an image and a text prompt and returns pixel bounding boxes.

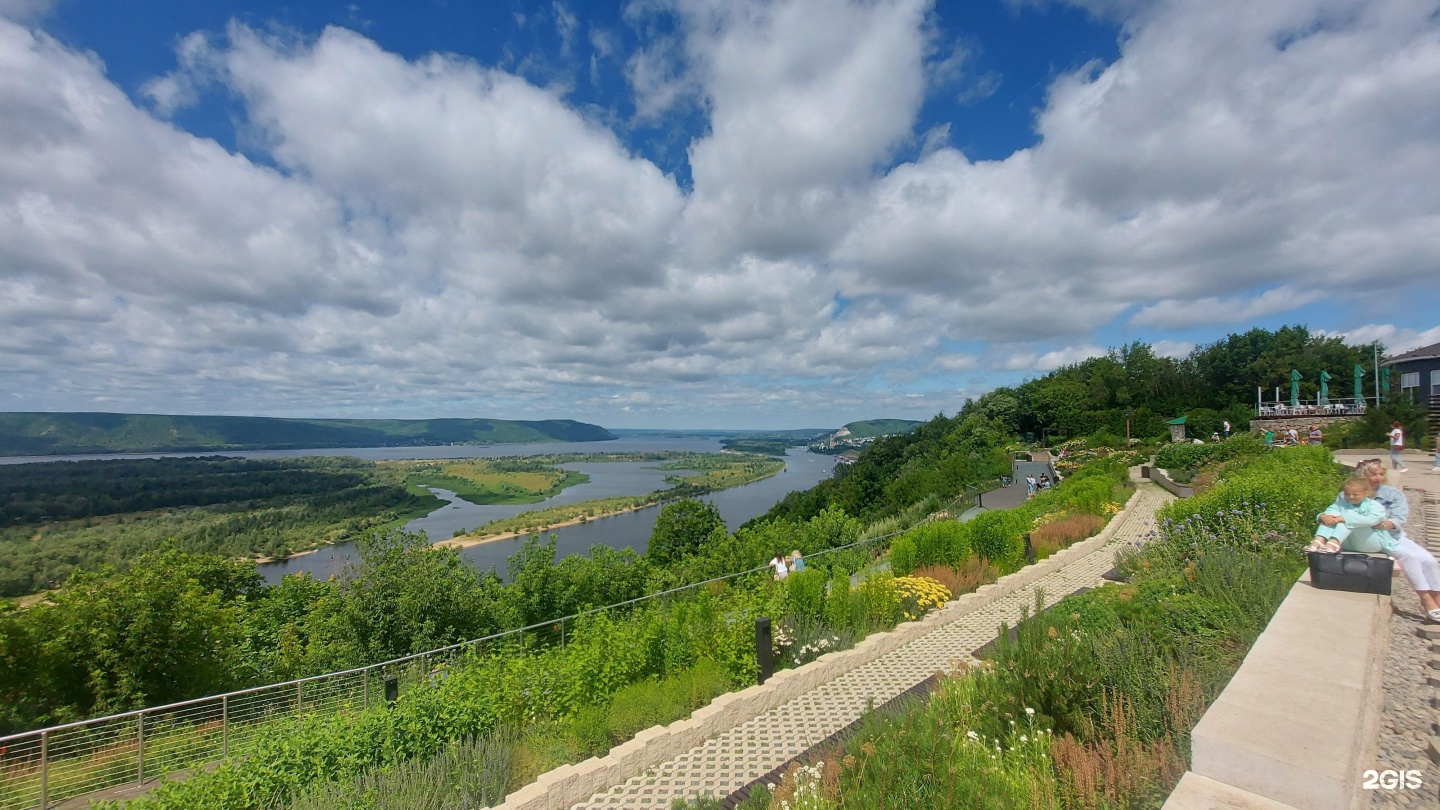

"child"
[1304,477,1394,554]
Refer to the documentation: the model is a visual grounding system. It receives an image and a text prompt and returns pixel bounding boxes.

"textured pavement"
[1368,461,1440,809]
[572,480,1173,809]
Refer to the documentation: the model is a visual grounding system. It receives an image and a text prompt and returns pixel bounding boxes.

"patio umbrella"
[1354,364,1364,404]
[1290,369,1301,407]
[1319,370,1331,405]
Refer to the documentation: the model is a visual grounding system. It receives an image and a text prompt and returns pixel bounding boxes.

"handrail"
[0,479,993,809]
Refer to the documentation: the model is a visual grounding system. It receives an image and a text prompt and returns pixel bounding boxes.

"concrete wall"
[1162,570,1390,810]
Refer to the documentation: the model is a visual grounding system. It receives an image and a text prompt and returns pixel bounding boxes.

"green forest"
[0,413,616,456]
[0,457,441,596]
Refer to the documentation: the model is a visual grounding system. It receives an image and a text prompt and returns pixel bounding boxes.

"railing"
[0,482,990,809]
[1255,397,1368,417]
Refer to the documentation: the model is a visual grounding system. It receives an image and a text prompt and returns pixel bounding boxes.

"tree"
[648,499,725,565]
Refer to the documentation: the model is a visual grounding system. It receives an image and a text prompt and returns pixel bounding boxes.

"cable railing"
[0,481,992,809]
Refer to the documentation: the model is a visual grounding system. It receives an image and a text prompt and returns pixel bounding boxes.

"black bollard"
[1024,533,1036,565]
[384,676,399,705]
[1342,437,1349,449]
[755,617,773,685]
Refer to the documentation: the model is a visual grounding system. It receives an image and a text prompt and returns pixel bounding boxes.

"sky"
[1,0,1438,430]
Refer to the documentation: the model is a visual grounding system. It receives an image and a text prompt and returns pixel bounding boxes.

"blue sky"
[1,0,1437,429]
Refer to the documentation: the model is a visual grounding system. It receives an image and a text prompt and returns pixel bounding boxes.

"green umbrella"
[1290,369,1301,407]
[1319,370,1331,405]
[1354,364,1364,405]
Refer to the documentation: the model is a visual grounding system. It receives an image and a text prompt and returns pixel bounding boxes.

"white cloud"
[1337,323,1440,355]
[2,0,1439,426]
[1131,286,1324,329]
[1151,339,1195,359]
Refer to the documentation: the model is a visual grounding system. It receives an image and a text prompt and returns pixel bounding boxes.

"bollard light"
[755,617,773,685]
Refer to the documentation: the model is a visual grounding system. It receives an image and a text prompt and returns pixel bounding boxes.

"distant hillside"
[841,419,923,439]
[0,413,616,456]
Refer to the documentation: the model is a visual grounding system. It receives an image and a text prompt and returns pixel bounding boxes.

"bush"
[784,568,827,621]
[888,535,917,576]
[1030,513,1106,557]
[911,560,997,600]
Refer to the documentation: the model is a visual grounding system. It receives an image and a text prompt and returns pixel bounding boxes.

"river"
[246,444,836,583]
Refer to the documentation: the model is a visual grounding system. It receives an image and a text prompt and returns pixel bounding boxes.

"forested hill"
[0,413,616,456]
[842,419,923,438]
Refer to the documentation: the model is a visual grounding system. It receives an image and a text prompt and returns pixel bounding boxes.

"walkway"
[571,479,1172,809]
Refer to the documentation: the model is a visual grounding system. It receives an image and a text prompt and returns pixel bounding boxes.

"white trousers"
[1391,534,1440,593]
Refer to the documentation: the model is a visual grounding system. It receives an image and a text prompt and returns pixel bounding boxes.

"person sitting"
[1304,477,1392,554]
[1350,460,1440,621]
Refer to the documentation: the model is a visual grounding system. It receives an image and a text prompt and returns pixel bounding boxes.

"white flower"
[1024,707,1035,717]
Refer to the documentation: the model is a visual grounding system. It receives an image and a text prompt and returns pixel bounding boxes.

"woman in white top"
[1389,422,1408,472]
[769,553,789,581]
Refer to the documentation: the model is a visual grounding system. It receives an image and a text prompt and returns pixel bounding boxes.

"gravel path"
[1366,576,1439,809]
[1367,476,1440,808]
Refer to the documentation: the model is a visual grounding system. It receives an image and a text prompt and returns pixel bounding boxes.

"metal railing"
[0,483,989,809]
[1255,397,1368,417]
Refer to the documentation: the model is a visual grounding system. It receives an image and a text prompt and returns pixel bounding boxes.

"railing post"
[137,713,145,784]
[221,695,229,758]
[296,681,303,714]
[39,729,48,809]
[560,617,566,649]
[363,668,370,709]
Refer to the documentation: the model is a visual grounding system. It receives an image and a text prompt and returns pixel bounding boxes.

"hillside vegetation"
[0,412,616,456]
[840,418,923,438]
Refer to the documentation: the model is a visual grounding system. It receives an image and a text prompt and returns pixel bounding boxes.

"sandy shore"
[433,501,662,550]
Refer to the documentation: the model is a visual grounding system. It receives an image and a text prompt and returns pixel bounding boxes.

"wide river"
[0,438,837,583]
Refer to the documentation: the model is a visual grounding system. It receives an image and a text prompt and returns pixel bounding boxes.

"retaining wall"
[1162,570,1390,810]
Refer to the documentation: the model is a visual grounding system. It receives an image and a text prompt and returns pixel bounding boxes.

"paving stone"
[570,483,1174,809]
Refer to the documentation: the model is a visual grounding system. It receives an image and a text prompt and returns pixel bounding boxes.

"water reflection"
[258,447,835,583]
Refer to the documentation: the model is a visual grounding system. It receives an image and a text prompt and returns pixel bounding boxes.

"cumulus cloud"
[1336,323,1440,355]
[1131,286,1324,329]
[2,0,1438,426]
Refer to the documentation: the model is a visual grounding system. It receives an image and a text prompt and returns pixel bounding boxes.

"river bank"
[433,463,788,551]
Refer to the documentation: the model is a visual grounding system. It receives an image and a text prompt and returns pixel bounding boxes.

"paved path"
[573,480,1173,809]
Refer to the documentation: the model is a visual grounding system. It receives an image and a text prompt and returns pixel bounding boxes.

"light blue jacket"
[1320,494,1395,552]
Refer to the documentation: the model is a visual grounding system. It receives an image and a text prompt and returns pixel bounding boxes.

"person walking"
[1389,421,1408,472]
[769,553,790,581]
[1223,419,1231,439]
[1307,424,1323,446]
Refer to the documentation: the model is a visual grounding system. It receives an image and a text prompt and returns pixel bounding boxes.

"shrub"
[900,519,971,569]
[824,575,853,633]
[891,576,950,622]
[910,560,996,600]
[852,572,899,632]
[785,568,828,621]
[887,535,917,576]
[1030,514,1106,558]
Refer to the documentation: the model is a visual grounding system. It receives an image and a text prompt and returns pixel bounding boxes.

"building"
[1382,339,1440,438]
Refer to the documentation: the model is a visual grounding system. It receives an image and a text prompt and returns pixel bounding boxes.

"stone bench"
[1163,570,1389,810]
